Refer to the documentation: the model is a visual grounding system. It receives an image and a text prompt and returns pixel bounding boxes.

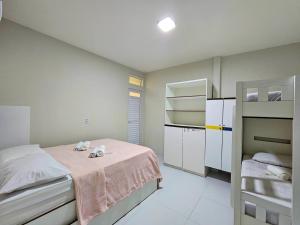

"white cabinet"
[164,78,211,176]
[164,125,206,176]
[183,128,206,174]
[205,99,223,170]
[206,100,223,126]
[222,99,235,172]
[222,131,233,172]
[205,99,236,173]
[223,100,235,128]
[205,129,222,170]
[164,126,183,168]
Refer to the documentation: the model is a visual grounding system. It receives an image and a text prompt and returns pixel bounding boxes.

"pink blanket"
[45,139,161,225]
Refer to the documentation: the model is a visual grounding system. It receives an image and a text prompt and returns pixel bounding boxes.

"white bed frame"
[25,179,158,225]
[0,105,159,225]
[232,76,300,225]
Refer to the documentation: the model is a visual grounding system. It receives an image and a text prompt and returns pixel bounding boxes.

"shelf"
[166,110,205,112]
[165,123,205,129]
[166,79,207,88]
[165,79,210,128]
[166,95,206,99]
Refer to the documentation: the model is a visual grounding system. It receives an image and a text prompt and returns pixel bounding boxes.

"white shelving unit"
[165,79,212,128]
[164,79,212,176]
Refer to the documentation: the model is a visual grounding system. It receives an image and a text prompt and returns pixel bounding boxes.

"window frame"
[129,75,144,90]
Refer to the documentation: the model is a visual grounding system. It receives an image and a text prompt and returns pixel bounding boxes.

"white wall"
[1,19,300,155]
[0,20,142,147]
[145,43,300,155]
[222,43,300,97]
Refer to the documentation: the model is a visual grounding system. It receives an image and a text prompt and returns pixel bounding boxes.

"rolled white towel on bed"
[74,141,90,151]
[89,145,106,158]
[267,165,292,181]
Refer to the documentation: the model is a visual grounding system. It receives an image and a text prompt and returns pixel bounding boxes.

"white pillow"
[253,152,292,168]
[0,152,70,194]
[0,145,43,165]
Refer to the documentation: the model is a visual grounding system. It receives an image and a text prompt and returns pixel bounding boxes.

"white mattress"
[241,159,292,225]
[241,159,292,202]
[0,175,74,225]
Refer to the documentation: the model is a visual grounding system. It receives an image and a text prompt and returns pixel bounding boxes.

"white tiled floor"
[115,164,234,225]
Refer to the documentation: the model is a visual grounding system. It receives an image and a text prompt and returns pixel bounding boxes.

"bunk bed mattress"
[0,175,74,225]
[241,159,292,202]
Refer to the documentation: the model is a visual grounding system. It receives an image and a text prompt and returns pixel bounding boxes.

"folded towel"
[89,145,106,158]
[74,141,90,151]
[267,165,292,181]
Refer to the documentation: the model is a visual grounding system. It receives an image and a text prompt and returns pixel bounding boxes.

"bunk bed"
[232,76,300,225]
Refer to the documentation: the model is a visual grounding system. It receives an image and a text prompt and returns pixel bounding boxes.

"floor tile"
[184,219,200,225]
[151,166,207,217]
[125,200,187,225]
[202,176,231,206]
[189,197,234,225]
[114,204,142,225]
[116,164,233,225]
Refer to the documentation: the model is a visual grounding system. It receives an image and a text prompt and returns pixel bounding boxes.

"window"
[129,91,141,98]
[129,76,143,87]
[128,75,144,145]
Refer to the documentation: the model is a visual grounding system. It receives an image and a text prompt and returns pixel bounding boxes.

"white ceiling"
[3,0,300,72]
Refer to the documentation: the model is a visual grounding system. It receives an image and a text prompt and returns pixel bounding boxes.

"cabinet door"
[205,129,222,170]
[221,99,236,172]
[164,126,183,168]
[222,130,233,172]
[206,100,223,126]
[183,128,206,175]
[222,99,236,128]
[205,99,223,170]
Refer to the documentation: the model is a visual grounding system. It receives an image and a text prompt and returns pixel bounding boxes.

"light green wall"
[221,43,300,97]
[1,19,300,155]
[0,20,142,148]
[145,43,300,155]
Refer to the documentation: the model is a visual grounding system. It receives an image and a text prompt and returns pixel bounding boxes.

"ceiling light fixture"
[158,17,175,33]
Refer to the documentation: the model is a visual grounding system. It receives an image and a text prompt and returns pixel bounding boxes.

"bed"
[45,138,162,225]
[0,175,74,225]
[241,158,292,225]
[0,107,161,225]
[232,76,300,225]
[241,77,295,118]
[0,175,158,225]
[0,139,161,225]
